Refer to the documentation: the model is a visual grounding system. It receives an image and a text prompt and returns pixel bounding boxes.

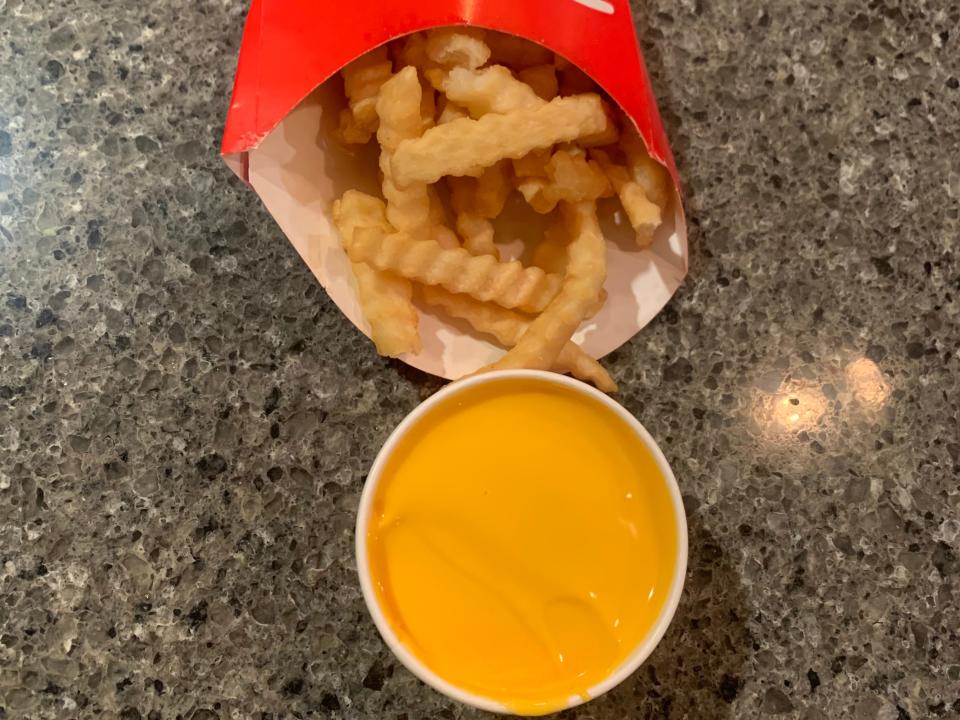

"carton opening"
[244,29,687,380]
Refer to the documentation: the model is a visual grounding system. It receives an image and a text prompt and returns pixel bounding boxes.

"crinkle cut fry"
[350,263,421,357]
[456,214,497,256]
[442,65,543,117]
[517,148,613,214]
[343,226,563,314]
[591,148,661,247]
[449,161,510,256]
[424,28,490,70]
[338,47,392,143]
[480,200,607,372]
[621,124,672,210]
[390,94,608,186]
[377,67,433,235]
[420,285,616,392]
[332,191,420,357]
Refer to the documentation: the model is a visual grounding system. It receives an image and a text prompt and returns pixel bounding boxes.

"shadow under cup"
[355,370,688,715]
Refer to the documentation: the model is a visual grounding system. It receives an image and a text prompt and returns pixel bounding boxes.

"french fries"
[332,192,420,356]
[456,214,497,257]
[448,161,511,218]
[377,67,433,234]
[621,125,672,210]
[449,161,510,256]
[330,28,675,391]
[480,201,607,372]
[425,28,490,70]
[578,99,620,147]
[419,285,616,392]
[592,145,666,248]
[390,94,608,185]
[338,47,393,144]
[517,148,613,214]
[343,226,562,313]
[442,65,543,117]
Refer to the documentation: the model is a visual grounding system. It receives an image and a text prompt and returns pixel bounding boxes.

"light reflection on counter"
[754,379,829,436]
[752,357,889,442]
[845,357,890,407]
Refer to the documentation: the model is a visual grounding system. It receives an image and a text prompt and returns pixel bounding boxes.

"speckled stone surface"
[1,0,958,718]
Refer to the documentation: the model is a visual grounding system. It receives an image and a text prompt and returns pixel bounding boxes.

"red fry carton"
[221,0,688,380]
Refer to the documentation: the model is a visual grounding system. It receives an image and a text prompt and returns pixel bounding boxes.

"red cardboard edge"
[221,0,681,195]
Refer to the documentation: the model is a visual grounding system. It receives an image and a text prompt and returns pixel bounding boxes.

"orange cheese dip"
[366,378,678,714]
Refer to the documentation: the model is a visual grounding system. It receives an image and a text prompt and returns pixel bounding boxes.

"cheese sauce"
[365,378,678,714]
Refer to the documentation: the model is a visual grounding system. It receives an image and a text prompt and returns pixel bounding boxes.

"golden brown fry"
[377,67,433,234]
[332,191,420,356]
[518,148,612,214]
[486,31,554,69]
[391,94,608,185]
[481,200,607,371]
[338,47,393,144]
[516,178,555,214]
[517,64,559,101]
[420,285,616,392]
[529,218,606,317]
[350,263,421,356]
[620,125,672,209]
[427,187,460,250]
[332,190,391,239]
[591,148,662,247]
[343,226,562,313]
[376,66,427,152]
[430,225,460,249]
[420,284,523,345]
[394,32,430,70]
[428,188,460,250]
[333,190,391,238]
[584,288,608,319]
[442,65,543,118]
[449,162,511,218]
[449,162,510,255]
[546,148,613,200]
[395,29,489,85]
[378,71,461,252]
[579,99,620,147]
[424,28,490,70]
[456,214,497,256]
[422,67,447,92]
[378,68,459,252]
[512,148,552,178]
[621,187,661,248]
[474,160,512,217]
[337,108,372,145]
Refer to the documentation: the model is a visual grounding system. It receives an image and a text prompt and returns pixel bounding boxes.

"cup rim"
[355,369,688,715]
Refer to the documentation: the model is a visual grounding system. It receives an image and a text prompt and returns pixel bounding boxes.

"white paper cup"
[355,370,688,715]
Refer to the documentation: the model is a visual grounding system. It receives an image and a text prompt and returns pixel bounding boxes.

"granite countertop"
[1,0,959,718]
